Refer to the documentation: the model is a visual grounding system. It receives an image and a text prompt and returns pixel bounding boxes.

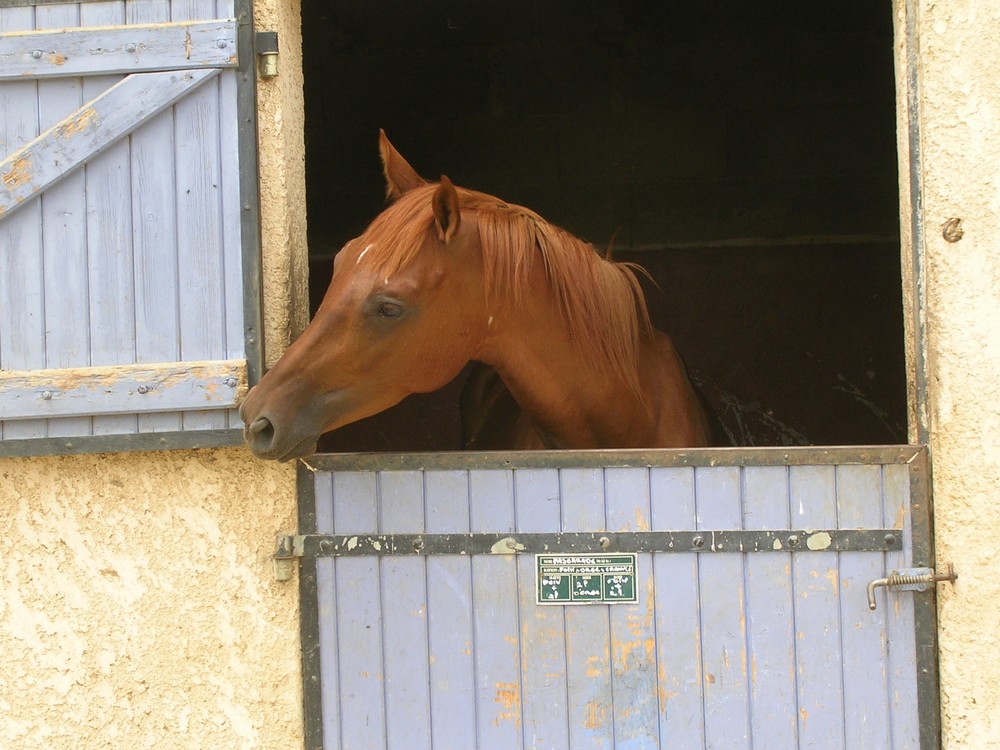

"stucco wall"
[0,450,299,748]
[0,0,309,746]
[255,0,310,362]
[896,0,1000,746]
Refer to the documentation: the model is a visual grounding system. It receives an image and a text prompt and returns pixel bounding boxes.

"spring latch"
[867,563,957,611]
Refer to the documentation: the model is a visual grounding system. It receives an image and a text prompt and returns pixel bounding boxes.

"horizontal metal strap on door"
[277,529,903,559]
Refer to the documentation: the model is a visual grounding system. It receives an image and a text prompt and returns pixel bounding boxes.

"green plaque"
[535,553,638,605]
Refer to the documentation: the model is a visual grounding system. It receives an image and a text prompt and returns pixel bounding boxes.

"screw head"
[31,49,43,59]
[137,384,149,394]
[41,390,53,400]
[125,42,137,53]
[692,534,704,549]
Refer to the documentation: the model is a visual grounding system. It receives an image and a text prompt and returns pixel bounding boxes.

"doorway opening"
[299,0,904,450]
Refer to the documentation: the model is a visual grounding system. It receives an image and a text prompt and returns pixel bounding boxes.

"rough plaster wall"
[898,0,1000,745]
[0,449,300,748]
[256,0,310,364]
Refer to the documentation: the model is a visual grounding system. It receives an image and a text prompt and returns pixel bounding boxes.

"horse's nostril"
[248,416,275,447]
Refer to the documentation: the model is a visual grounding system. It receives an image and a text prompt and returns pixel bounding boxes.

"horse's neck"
[483,296,656,449]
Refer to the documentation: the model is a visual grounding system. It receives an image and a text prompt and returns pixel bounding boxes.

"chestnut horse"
[240,132,710,460]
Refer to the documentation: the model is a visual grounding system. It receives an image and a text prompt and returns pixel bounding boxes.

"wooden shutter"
[0,0,262,456]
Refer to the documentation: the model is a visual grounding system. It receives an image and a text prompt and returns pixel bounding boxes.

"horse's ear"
[379,129,426,201]
[432,175,461,244]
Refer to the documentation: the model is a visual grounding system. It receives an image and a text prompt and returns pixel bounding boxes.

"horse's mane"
[357,183,653,395]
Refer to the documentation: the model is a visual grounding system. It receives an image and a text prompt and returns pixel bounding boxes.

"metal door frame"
[293,445,939,749]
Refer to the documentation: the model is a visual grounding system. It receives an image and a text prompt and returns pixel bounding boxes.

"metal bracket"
[866,563,957,610]
[271,528,902,578]
[255,31,278,78]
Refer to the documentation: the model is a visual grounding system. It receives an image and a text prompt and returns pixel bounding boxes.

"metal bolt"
[598,536,611,550]
[787,534,800,548]
[692,534,704,549]
[125,42,137,53]
[216,38,228,49]
[225,377,238,387]
[884,533,897,547]
[41,390,53,400]
[412,539,425,553]
[31,49,43,59]
[137,384,149,394]
[318,539,333,554]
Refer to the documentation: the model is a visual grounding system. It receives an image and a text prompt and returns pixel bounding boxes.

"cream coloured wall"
[0,0,309,746]
[896,0,1000,746]
[0,450,299,748]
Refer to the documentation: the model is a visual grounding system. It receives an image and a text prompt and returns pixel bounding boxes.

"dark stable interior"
[299,0,905,451]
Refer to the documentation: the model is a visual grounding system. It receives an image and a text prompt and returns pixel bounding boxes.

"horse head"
[240,132,487,460]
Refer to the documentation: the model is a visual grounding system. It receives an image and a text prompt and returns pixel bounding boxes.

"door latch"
[867,563,957,610]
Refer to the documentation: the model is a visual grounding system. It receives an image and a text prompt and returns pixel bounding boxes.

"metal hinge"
[866,563,957,610]
[255,31,278,78]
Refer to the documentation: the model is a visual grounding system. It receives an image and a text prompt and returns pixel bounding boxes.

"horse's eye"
[377,301,404,319]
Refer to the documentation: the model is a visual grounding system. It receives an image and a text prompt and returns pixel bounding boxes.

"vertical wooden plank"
[742,465,798,746]
[695,466,751,749]
[883,462,920,747]
[332,471,386,750]
[514,467,570,750]
[81,0,137,436]
[560,467,613,749]
[218,65,243,358]
[216,0,243,427]
[312,471,342,750]
[0,4,46,440]
[789,465,846,747]
[650,466,705,747]
[605,467,660,748]
[35,2,92,439]
[127,0,182,434]
[424,470,476,749]
[469,469,523,749]
[378,470,432,750]
[173,0,227,430]
[837,464,892,748]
